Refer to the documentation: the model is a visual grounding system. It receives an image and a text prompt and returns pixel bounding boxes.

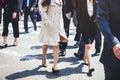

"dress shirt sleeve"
[97,0,120,48]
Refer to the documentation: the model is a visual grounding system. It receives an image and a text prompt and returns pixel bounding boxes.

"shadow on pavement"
[30,45,53,50]
[20,53,53,61]
[5,65,49,80]
[67,45,78,49]
[5,63,88,80]
[20,53,81,65]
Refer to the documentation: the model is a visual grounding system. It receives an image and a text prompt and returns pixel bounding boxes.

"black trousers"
[0,9,2,24]
[24,7,36,32]
[104,65,120,80]
[2,16,19,37]
[95,28,102,52]
[74,24,81,41]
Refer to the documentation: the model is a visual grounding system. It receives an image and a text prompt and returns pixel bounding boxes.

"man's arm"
[97,0,120,60]
[97,0,119,48]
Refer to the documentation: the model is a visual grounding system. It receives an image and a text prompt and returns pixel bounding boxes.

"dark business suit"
[0,0,2,24]
[59,0,74,56]
[62,0,74,37]
[97,0,120,79]
[76,0,97,44]
[2,0,19,37]
[22,0,37,32]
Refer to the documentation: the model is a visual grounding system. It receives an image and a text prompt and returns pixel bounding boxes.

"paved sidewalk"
[0,20,104,80]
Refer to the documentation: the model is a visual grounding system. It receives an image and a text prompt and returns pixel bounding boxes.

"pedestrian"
[0,0,20,48]
[22,0,37,33]
[76,0,98,75]
[97,0,120,79]
[38,0,67,75]
[59,0,74,56]
[73,0,81,48]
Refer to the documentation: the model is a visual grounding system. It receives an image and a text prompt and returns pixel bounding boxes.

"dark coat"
[76,0,97,35]
[62,0,74,13]
[2,0,19,21]
[22,0,37,10]
[97,0,120,69]
[0,0,2,9]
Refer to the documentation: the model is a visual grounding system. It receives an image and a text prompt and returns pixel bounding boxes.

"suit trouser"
[104,65,120,80]
[62,8,71,38]
[95,28,102,52]
[74,24,81,42]
[78,37,85,55]
[24,7,36,32]
[2,17,19,37]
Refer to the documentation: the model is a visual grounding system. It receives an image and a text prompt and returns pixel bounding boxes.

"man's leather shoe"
[74,53,83,60]
[59,51,66,56]
[74,52,79,57]
[93,51,100,56]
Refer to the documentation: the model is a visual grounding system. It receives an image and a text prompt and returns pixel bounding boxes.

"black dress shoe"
[42,64,47,67]
[52,68,59,75]
[74,52,79,57]
[59,51,66,56]
[74,53,83,60]
[24,31,29,33]
[93,51,100,56]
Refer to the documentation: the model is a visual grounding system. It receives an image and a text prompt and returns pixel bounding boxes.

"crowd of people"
[0,0,120,79]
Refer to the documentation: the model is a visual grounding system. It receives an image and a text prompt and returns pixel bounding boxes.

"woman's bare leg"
[53,45,59,70]
[42,45,48,65]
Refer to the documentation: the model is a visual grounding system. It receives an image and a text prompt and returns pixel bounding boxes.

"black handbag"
[34,9,41,22]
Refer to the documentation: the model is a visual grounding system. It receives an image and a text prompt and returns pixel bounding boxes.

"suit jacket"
[22,0,37,10]
[97,0,120,69]
[2,0,19,21]
[0,0,2,9]
[62,0,74,13]
[76,0,97,33]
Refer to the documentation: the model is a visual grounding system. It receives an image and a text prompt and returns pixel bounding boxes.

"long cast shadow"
[20,53,53,61]
[5,63,87,80]
[5,65,48,80]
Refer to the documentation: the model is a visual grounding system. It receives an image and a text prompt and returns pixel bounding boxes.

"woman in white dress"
[38,0,67,75]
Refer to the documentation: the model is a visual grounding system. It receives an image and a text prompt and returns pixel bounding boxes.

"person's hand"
[12,12,17,19]
[113,44,120,60]
[30,7,34,11]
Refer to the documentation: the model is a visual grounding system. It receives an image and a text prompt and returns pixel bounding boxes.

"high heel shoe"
[42,64,47,67]
[0,43,7,48]
[52,68,59,75]
[88,68,95,74]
